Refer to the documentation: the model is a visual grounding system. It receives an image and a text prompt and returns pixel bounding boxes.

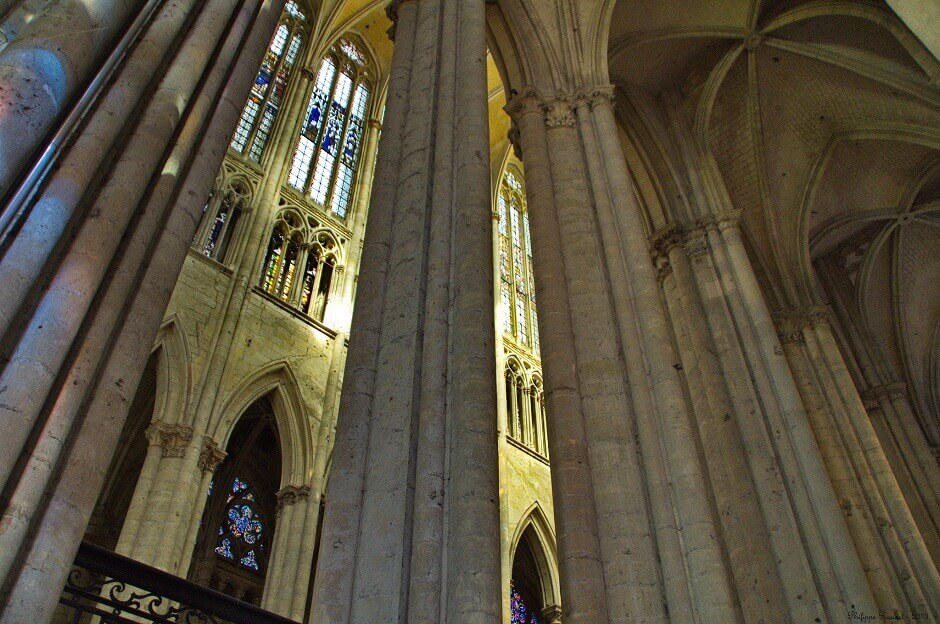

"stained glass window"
[496,169,538,353]
[287,40,371,218]
[260,212,305,302]
[510,584,541,624]
[231,2,307,161]
[214,477,267,574]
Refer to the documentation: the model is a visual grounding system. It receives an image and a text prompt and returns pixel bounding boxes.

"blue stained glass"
[227,505,263,544]
[256,69,270,88]
[215,477,266,573]
[510,586,541,624]
[321,103,346,155]
[215,538,233,560]
[240,550,259,571]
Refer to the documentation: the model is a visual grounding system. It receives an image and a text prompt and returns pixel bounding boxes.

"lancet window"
[287,39,371,218]
[498,169,539,354]
[230,1,307,161]
[197,179,251,263]
[259,208,341,321]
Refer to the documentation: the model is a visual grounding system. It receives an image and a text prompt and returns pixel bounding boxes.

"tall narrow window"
[497,170,538,353]
[260,211,304,301]
[287,39,371,218]
[230,1,306,161]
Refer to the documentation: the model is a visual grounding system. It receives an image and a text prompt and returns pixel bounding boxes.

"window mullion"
[324,71,358,213]
[304,63,341,196]
[243,20,288,156]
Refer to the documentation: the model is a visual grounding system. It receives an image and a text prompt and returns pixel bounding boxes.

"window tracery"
[197,178,251,263]
[504,359,548,458]
[259,207,342,321]
[230,1,307,162]
[498,169,538,354]
[287,38,371,219]
[214,477,268,574]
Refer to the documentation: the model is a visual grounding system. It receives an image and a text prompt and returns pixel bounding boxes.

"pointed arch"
[152,315,192,427]
[509,502,561,612]
[211,360,313,487]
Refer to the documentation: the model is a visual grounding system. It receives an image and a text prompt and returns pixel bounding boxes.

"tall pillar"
[309,0,500,621]
[0,0,287,618]
[263,484,311,614]
[776,306,939,619]
[507,85,738,624]
[650,224,790,624]
[0,0,151,199]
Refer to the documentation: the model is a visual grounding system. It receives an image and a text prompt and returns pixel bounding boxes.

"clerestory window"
[230,1,307,162]
[497,170,539,355]
[287,39,371,219]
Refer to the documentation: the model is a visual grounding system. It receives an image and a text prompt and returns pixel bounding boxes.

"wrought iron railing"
[57,541,298,624]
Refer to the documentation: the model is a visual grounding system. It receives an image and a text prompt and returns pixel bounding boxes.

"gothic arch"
[211,360,313,487]
[509,503,561,612]
[152,315,192,427]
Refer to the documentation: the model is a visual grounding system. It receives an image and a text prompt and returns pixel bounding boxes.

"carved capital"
[368,118,382,131]
[504,88,543,122]
[773,305,831,345]
[682,228,709,257]
[650,222,683,260]
[862,382,907,409]
[276,485,311,511]
[576,84,615,110]
[198,438,227,474]
[541,605,563,624]
[715,208,743,231]
[299,66,316,81]
[655,256,673,283]
[541,97,578,128]
[386,0,418,39]
[508,122,523,159]
[146,421,194,458]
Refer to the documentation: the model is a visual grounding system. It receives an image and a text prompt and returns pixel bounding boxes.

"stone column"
[310,0,501,621]
[0,0,150,198]
[0,0,287,618]
[650,224,789,624]
[707,213,879,619]
[817,257,940,553]
[777,306,939,619]
[507,85,737,623]
[262,485,311,614]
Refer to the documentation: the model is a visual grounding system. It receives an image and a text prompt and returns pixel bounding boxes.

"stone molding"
[772,305,831,345]
[862,382,907,410]
[504,85,617,129]
[145,421,194,458]
[276,485,311,511]
[541,605,563,623]
[198,438,227,474]
[368,118,382,131]
[649,221,710,265]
